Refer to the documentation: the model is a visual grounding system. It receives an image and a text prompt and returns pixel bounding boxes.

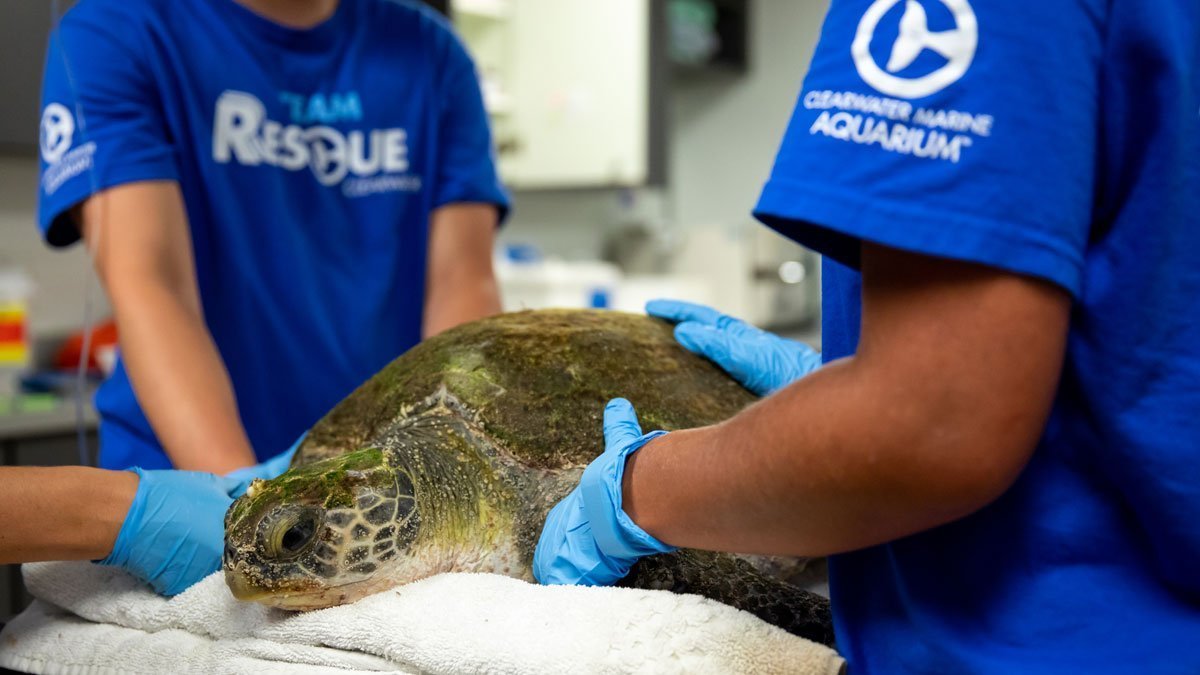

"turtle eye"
[281,519,315,553]
[263,507,321,559]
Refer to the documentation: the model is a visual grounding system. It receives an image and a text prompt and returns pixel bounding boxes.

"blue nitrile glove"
[534,398,675,586]
[646,299,821,396]
[99,468,241,596]
[226,432,305,497]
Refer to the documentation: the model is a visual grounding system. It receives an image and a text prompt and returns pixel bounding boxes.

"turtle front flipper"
[620,549,835,646]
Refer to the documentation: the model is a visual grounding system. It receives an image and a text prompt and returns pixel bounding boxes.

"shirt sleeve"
[429,21,510,222]
[753,0,1106,296]
[38,5,179,247]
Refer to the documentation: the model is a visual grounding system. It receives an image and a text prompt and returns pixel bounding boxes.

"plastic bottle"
[0,268,33,401]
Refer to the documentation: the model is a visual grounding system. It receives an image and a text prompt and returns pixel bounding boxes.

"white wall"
[500,0,830,248]
[668,0,828,230]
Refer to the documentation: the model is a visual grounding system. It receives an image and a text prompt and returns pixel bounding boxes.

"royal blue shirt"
[39,0,508,470]
[754,1,1200,672]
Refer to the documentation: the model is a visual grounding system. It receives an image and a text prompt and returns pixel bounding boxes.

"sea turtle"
[223,309,833,645]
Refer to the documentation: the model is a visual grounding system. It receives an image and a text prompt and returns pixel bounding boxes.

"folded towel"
[0,562,844,674]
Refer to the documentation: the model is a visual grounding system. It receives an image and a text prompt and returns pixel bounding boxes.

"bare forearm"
[624,358,997,556]
[624,249,1068,558]
[113,285,255,472]
[79,182,257,473]
[423,203,502,338]
[0,467,136,563]
[423,275,501,337]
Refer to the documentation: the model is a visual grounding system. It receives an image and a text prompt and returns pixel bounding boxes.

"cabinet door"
[455,0,653,189]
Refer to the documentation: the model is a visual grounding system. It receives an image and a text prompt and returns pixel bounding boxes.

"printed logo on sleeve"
[40,103,75,164]
[39,103,96,196]
[852,0,977,99]
[801,0,992,164]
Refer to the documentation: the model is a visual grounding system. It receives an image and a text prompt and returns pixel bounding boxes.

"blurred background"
[0,0,829,616]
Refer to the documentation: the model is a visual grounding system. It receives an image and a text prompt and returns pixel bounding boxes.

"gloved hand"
[99,468,241,596]
[646,299,821,396]
[226,432,305,497]
[534,398,674,586]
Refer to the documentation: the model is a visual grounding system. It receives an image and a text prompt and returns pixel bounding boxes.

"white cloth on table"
[0,561,844,674]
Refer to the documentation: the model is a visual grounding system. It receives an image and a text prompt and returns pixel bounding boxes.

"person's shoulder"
[57,0,186,50]
[54,0,179,63]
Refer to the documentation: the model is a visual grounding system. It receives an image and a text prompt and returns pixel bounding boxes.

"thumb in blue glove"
[99,468,241,596]
[646,299,821,396]
[226,431,306,498]
[534,398,674,586]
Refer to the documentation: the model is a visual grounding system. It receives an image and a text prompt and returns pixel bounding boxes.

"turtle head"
[223,447,421,610]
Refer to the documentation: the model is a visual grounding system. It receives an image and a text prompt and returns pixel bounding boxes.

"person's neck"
[233,0,339,29]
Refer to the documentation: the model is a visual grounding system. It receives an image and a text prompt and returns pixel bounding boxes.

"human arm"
[624,243,1070,555]
[77,181,256,473]
[532,0,1097,582]
[422,203,502,338]
[420,21,508,340]
[0,466,136,563]
[0,466,236,595]
[535,243,1071,582]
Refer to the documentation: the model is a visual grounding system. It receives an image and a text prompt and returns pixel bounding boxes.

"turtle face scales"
[223,448,422,610]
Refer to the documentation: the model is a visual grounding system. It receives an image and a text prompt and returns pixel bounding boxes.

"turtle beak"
[224,561,266,601]
[223,558,329,608]
[221,540,256,600]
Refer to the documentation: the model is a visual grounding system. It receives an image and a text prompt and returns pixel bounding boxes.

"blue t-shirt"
[754,1,1200,672]
[39,0,508,470]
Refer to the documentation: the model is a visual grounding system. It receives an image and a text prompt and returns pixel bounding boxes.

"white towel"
[0,562,844,674]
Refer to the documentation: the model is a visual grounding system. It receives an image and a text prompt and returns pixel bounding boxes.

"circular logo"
[852,0,978,99]
[304,127,350,187]
[40,103,76,164]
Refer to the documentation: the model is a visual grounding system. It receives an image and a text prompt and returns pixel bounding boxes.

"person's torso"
[816,2,1200,671]
[88,0,454,467]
